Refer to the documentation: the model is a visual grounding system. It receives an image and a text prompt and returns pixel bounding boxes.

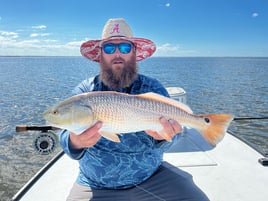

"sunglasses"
[102,43,133,54]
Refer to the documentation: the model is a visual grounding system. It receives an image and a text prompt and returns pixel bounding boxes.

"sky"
[0,0,268,57]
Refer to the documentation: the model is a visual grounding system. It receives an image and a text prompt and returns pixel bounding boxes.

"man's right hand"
[69,122,103,149]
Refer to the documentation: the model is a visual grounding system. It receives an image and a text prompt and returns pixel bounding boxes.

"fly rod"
[16,116,268,132]
[234,117,268,121]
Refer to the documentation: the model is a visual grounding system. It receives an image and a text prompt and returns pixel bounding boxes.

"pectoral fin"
[99,131,121,142]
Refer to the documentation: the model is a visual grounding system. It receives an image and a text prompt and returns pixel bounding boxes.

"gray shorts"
[66,162,209,201]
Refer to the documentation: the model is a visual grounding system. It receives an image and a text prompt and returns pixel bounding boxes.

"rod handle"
[16,125,59,132]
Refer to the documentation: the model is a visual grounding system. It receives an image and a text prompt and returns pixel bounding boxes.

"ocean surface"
[0,56,268,200]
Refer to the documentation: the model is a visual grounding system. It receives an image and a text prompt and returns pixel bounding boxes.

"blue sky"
[0,0,267,57]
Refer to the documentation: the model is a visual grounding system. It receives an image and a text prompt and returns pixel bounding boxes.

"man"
[60,18,209,201]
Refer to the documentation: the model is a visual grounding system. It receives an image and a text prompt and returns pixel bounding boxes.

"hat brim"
[80,37,156,62]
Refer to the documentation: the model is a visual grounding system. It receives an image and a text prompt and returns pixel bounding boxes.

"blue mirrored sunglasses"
[102,43,133,54]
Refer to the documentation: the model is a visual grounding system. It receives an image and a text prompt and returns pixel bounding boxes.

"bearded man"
[60,18,209,201]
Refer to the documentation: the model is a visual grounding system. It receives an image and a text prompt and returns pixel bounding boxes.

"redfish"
[43,91,234,146]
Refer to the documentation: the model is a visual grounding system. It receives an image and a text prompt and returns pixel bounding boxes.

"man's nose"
[114,49,121,57]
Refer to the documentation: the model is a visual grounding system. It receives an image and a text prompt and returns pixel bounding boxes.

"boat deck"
[166,128,268,200]
[12,128,268,201]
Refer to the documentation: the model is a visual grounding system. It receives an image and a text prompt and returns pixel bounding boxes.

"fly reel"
[34,131,57,155]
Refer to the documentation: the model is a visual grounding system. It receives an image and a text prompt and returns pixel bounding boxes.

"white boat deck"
[166,129,268,201]
[12,128,268,201]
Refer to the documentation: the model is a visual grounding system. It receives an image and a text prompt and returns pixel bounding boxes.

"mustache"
[111,57,125,63]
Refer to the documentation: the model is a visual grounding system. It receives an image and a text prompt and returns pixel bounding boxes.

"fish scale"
[43,91,234,146]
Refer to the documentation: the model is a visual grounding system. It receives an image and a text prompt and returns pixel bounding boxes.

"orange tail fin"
[199,114,234,146]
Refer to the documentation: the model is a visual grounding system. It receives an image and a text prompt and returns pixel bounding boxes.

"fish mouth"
[44,120,58,128]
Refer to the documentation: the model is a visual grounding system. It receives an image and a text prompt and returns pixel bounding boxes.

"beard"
[100,54,138,89]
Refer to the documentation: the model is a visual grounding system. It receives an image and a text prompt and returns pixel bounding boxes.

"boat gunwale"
[228,129,268,157]
[11,151,65,201]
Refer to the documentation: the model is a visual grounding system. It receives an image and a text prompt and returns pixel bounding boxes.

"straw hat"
[80,18,156,62]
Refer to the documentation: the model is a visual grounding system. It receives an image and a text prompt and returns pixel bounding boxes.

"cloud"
[30,33,39,37]
[0,24,88,56]
[165,3,170,7]
[32,25,47,29]
[65,41,83,47]
[0,33,83,56]
[30,33,51,37]
[155,43,196,57]
[159,43,179,50]
[0,31,197,57]
[0,31,18,39]
[252,12,259,18]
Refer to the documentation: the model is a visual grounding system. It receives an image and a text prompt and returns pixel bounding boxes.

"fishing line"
[134,185,166,201]
[234,117,268,121]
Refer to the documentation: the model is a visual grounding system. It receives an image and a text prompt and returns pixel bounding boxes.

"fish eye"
[53,110,58,115]
[204,117,210,123]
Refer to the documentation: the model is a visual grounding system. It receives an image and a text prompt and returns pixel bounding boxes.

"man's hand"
[69,122,103,149]
[145,117,182,141]
[68,117,182,149]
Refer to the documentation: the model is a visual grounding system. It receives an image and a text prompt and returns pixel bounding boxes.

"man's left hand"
[145,117,182,141]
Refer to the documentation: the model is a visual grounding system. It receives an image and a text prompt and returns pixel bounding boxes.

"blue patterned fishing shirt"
[59,74,180,189]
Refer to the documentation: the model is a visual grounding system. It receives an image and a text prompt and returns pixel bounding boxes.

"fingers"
[168,119,183,134]
[69,122,103,149]
[145,130,165,140]
[86,121,102,135]
[146,117,183,141]
[159,117,183,140]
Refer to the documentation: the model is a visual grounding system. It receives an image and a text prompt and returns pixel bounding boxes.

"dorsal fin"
[136,92,193,114]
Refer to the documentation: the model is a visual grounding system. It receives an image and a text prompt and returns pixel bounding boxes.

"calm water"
[0,56,268,200]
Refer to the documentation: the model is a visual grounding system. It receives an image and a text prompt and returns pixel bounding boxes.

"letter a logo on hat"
[110,23,120,34]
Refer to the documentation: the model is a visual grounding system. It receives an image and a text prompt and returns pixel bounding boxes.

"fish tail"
[198,114,234,146]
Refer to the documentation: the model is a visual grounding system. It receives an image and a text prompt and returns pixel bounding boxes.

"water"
[0,56,268,200]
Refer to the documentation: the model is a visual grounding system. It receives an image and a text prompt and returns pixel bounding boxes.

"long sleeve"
[59,130,86,160]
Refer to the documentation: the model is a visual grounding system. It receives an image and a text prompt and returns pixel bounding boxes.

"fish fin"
[99,131,121,143]
[137,92,193,114]
[198,114,234,146]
